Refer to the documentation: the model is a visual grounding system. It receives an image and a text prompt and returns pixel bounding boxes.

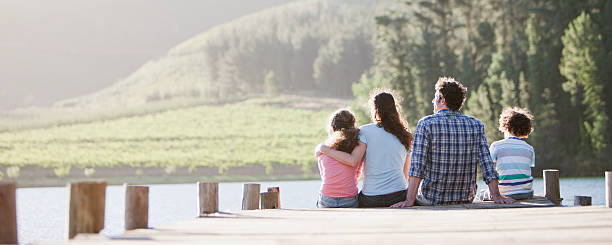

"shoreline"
[0,165,320,188]
[1,165,606,188]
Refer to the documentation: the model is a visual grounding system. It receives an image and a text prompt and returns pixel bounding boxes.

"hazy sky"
[0,0,295,110]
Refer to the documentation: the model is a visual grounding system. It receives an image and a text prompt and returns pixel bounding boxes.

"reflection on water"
[16,178,605,244]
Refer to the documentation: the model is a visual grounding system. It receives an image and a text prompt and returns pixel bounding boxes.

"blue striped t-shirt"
[489,137,535,195]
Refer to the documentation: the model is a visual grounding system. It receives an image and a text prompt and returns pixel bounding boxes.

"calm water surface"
[16,178,606,244]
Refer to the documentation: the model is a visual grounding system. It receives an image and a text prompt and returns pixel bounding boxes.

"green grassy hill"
[54,0,390,110]
[0,96,351,184]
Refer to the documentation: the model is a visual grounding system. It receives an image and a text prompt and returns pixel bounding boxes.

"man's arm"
[477,123,514,204]
[391,176,421,208]
[315,142,366,167]
[488,179,514,204]
[391,120,429,208]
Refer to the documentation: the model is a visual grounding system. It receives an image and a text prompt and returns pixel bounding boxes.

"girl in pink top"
[316,109,362,208]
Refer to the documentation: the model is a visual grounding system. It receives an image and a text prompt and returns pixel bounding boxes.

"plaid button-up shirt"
[409,109,499,204]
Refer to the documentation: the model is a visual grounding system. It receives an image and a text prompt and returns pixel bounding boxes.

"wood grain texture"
[267,187,280,208]
[0,182,17,244]
[124,185,149,230]
[543,169,562,205]
[606,171,611,208]
[260,192,279,209]
[241,183,260,210]
[55,204,612,245]
[198,182,218,215]
[66,181,106,239]
[574,196,592,206]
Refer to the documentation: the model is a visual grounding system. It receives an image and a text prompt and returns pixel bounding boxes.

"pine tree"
[468,22,497,90]
[524,0,586,174]
[560,11,609,153]
[372,2,421,120]
[407,0,463,117]
[465,49,517,141]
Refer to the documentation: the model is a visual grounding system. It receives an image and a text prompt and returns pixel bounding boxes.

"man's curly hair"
[499,107,534,137]
[435,77,467,111]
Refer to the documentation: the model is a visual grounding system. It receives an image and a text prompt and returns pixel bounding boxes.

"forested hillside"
[353,0,612,176]
[57,0,390,109]
[18,0,611,176]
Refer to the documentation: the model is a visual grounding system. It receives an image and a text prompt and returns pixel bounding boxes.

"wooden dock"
[9,171,609,244]
[41,199,612,245]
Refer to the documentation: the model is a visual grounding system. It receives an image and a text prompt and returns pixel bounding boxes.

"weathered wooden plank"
[607,171,611,208]
[260,192,279,209]
[198,182,218,215]
[267,187,280,209]
[124,185,149,230]
[241,183,260,210]
[544,169,562,205]
[66,181,106,239]
[0,182,17,244]
[47,206,612,245]
[409,195,556,210]
[574,196,592,206]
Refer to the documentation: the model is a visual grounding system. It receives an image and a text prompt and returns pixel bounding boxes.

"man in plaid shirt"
[392,77,514,207]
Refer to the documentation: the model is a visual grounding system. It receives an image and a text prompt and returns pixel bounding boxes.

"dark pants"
[506,190,534,200]
[358,189,407,208]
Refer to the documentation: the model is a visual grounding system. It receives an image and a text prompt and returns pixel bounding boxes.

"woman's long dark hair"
[369,91,413,152]
[325,109,360,153]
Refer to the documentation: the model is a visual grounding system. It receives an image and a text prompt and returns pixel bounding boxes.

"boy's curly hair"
[325,109,360,153]
[499,107,534,137]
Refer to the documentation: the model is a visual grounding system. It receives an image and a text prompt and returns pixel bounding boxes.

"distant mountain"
[0,0,296,110]
[56,0,391,109]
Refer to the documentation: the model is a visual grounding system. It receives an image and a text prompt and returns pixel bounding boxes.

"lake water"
[16,177,606,245]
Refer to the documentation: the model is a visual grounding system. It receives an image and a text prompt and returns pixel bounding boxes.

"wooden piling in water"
[66,181,106,239]
[124,184,149,230]
[574,196,591,206]
[198,182,218,215]
[606,171,611,208]
[543,169,562,205]
[267,187,280,208]
[242,183,260,210]
[260,192,280,209]
[0,182,17,245]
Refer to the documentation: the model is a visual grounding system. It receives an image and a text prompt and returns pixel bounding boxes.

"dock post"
[267,187,280,208]
[260,192,280,209]
[574,196,592,206]
[543,169,562,205]
[198,182,218,215]
[124,184,149,230]
[0,182,17,244]
[606,171,611,208]
[242,183,260,210]
[66,181,106,239]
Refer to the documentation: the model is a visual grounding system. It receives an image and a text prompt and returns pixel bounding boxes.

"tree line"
[353,0,611,176]
[60,0,610,176]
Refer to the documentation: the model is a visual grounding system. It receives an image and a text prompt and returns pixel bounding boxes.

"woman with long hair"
[316,90,413,207]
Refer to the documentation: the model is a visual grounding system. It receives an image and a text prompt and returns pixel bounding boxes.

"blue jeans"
[317,194,359,208]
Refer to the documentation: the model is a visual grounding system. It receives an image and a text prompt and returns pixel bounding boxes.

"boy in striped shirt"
[489,107,535,200]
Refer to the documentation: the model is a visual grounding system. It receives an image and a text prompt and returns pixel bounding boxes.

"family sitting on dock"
[315,77,536,208]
